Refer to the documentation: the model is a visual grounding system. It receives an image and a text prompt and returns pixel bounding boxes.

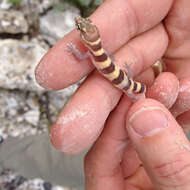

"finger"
[35,0,173,90]
[121,143,142,179]
[85,96,140,190]
[50,71,122,154]
[147,72,179,109]
[170,77,190,117]
[118,24,168,77]
[84,96,153,190]
[50,24,168,154]
[163,0,190,79]
[125,167,153,190]
[177,110,190,133]
[134,67,155,87]
[126,99,190,190]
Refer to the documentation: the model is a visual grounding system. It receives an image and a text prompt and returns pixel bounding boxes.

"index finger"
[35,0,173,90]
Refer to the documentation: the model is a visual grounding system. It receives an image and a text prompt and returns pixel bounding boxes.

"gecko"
[66,16,146,101]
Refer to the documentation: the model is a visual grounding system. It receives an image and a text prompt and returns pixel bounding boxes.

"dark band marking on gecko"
[112,69,124,85]
[138,83,145,93]
[93,53,108,62]
[101,62,115,74]
[90,42,102,51]
[69,16,146,101]
[123,79,131,91]
[133,82,137,91]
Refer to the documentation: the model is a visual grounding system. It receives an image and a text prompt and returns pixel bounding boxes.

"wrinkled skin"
[35,0,190,189]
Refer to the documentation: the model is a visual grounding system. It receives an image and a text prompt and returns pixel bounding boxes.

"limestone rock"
[0,0,12,10]
[0,39,47,92]
[0,10,28,34]
[0,90,46,140]
[39,7,80,45]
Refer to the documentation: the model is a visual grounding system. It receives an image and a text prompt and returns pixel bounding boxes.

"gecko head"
[75,16,100,44]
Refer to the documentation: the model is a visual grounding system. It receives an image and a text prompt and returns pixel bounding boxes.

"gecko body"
[67,16,146,101]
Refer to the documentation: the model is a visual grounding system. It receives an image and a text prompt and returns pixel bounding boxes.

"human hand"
[84,98,190,190]
[35,0,190,155]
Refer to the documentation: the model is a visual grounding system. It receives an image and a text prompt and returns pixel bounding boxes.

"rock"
[0,0,12,10]
[0,85,79,140]
[0,135,3,144]
[20,0,53,14]
[43,182,52,190]
[11,175,27,187]
[0,84,78,140]
[38,0,54,14]
[20,0,54,31]
[0,39,47,92]
[30,35,50,50]
[0,10,28,34]
[0,86,80,141]
[0,169,75,190]
[0,90,47,140]
[24,110,40,126]
[39,7,80,45]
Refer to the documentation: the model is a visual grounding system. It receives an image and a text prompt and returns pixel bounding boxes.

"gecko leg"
[125,90,147,102]
[104,50,115,62]
[66,43,91,61]
[126,90,138,102]
[124,62,134,79]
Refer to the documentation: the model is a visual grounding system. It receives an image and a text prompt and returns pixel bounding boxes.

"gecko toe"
[65,43,76,54]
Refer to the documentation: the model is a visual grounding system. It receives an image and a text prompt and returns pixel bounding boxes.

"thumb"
[126,99,190,190]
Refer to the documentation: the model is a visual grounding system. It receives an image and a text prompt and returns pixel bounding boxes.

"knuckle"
[153,154,190,187]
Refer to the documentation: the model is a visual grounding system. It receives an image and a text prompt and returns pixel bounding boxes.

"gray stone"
[38,0,54,14]
[0,39,47,92]
[0,90,48,140]
[0,10,28,34]
[20,0,53,14]
[0,0,12,10]
[0,169,76,190]
[0,86,79,140]
[39,7,80,45]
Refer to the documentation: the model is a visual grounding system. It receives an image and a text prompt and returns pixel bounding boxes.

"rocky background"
[0,0,103,189]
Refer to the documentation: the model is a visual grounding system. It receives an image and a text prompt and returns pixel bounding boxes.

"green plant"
[8,0,21,5]
[54,0,104,17]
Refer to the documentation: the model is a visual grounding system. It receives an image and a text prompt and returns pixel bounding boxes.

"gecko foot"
[104,50,115,62]
[65,43,76,55]
[106,56,134,76]
[124,62,134,79]
[126,91,146,102]
[126,91,138,102]
[65,43,91,61]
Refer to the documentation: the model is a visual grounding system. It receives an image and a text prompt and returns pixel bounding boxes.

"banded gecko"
[67,16,146,101]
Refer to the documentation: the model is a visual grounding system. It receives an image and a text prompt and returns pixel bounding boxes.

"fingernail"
[129,107,168,137]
